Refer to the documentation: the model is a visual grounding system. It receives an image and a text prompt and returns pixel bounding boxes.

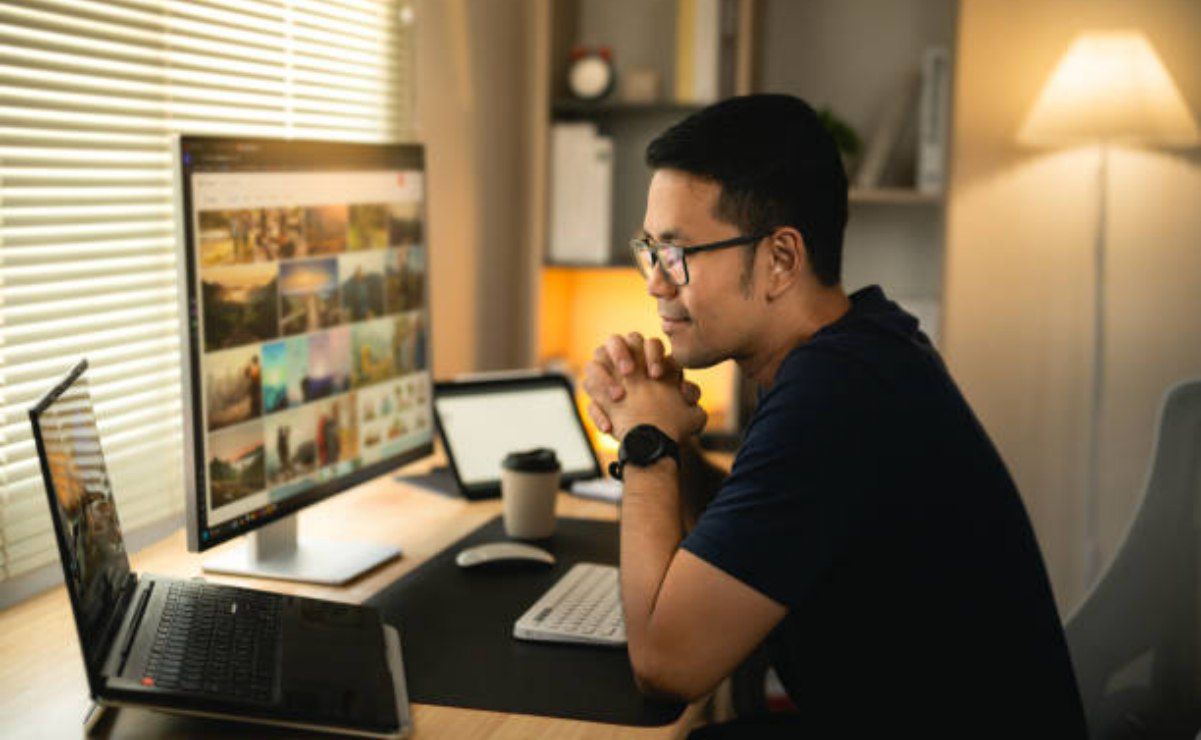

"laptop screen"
[433,377,601,493]
[31,364,131,676]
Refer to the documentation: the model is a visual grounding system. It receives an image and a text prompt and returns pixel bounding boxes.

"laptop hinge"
[96,573,141,676]
[115,581,155,677]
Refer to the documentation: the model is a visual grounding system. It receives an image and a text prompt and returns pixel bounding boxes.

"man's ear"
[763,227,806,301]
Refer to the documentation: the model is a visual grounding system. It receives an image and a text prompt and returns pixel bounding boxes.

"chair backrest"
[1064,379,1201,737]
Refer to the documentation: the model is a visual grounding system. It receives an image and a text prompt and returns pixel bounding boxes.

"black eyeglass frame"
[629,231,772,286]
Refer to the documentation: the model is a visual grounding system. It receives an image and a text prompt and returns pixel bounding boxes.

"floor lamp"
[1018,31,1199,587]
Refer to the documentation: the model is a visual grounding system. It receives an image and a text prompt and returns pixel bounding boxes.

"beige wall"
[415,0,537,378]
[946,0,1201,611]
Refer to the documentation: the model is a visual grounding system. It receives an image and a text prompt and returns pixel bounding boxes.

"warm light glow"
[596,433,620,455]
[539,267,736,448]
[1019,31,1199,146]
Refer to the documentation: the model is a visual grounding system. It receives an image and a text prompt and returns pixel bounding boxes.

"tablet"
[432,374,603,499]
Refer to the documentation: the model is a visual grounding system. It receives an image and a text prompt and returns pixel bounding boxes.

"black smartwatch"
[608,424,680,481]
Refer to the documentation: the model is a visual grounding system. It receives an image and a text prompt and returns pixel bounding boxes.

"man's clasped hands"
[582,333,707,445]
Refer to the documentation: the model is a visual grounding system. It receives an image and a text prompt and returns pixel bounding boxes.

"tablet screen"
[434,382,598,487]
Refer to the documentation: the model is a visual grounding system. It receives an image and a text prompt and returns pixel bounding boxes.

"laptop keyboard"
[142,581,283,703]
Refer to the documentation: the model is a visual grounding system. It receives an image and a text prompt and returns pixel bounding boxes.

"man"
[582,95,1085,735]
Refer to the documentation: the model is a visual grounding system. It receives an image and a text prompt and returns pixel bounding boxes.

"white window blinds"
[0,0,415,589]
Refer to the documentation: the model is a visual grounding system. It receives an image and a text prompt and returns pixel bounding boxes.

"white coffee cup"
[500,448,561,539]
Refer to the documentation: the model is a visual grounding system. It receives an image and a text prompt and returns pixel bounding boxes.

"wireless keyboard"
[513,563,626,646]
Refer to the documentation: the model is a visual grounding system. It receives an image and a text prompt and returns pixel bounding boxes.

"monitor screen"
[177,137,433,550]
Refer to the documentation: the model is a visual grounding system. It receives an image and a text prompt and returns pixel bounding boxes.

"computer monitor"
[175,136,433,584]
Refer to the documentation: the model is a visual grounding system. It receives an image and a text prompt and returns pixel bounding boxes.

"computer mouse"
[455,541,556,569]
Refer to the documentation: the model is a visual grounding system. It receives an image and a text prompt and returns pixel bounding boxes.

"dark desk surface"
[368,516,684,726]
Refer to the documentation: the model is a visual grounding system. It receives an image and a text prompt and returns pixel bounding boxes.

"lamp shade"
[1019,31,1199,147]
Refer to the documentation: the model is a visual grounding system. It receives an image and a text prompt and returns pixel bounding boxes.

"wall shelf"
[530,0,956,435]
[543,260,635,270]
[849,187,943,205]
[552,99,706,118]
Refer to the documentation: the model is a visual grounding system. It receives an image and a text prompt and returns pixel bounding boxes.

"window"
[0,0,414,602]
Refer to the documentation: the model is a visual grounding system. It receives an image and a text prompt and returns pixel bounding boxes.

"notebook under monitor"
[30,359,411,737]
[432,374,603,499]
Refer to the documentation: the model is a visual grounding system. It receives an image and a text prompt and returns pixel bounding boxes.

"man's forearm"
[619,459,684,693]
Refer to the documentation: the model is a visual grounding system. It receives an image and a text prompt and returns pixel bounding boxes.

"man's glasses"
[629,232,771,286]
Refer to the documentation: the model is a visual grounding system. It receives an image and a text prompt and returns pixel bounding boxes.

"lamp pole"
[1083,141,1108,589]
[1018,30,1199,594]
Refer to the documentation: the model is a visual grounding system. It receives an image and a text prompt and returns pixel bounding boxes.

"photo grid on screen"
[195,180,432,525]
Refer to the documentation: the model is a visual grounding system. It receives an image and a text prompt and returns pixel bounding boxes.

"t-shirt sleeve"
[681,351,875,609]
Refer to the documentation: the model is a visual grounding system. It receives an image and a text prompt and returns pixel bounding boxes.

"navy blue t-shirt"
[681,286,1086,734]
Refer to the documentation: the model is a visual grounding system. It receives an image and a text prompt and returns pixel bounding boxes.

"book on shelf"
[717,0,741,101]
[854,45,951,193]
[855,71,919,190]
[917,46,950,195]
[674,0,741,104]
[674,0,695,102]
[548,122,613,265]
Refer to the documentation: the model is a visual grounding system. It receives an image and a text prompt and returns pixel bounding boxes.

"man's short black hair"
[646,94,848,287]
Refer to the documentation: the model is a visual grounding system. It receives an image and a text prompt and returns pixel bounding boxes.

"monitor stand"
[202,515,400,585]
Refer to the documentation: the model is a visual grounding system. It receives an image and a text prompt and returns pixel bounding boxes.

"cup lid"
[502,447,560,473]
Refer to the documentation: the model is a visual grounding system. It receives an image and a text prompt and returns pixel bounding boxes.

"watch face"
[624,426,661,462]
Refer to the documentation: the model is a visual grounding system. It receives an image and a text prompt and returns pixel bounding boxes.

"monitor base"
[203,516,400,585]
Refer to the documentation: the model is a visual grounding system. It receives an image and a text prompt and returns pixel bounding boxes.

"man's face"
[642,169,760,369]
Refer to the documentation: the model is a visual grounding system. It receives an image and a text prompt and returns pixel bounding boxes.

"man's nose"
[645,261,677,299]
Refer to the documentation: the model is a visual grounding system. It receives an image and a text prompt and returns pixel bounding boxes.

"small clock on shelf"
[567,45,615,102]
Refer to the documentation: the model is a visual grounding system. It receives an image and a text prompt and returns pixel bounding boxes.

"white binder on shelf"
[692,0,721,103]
[917,46,950,195]
[549,122,613,264]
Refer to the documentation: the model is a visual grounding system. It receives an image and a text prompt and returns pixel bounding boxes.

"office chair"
[1064,378,1201,738]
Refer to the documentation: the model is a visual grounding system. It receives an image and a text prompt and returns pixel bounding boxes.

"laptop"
[29,359,412,738]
